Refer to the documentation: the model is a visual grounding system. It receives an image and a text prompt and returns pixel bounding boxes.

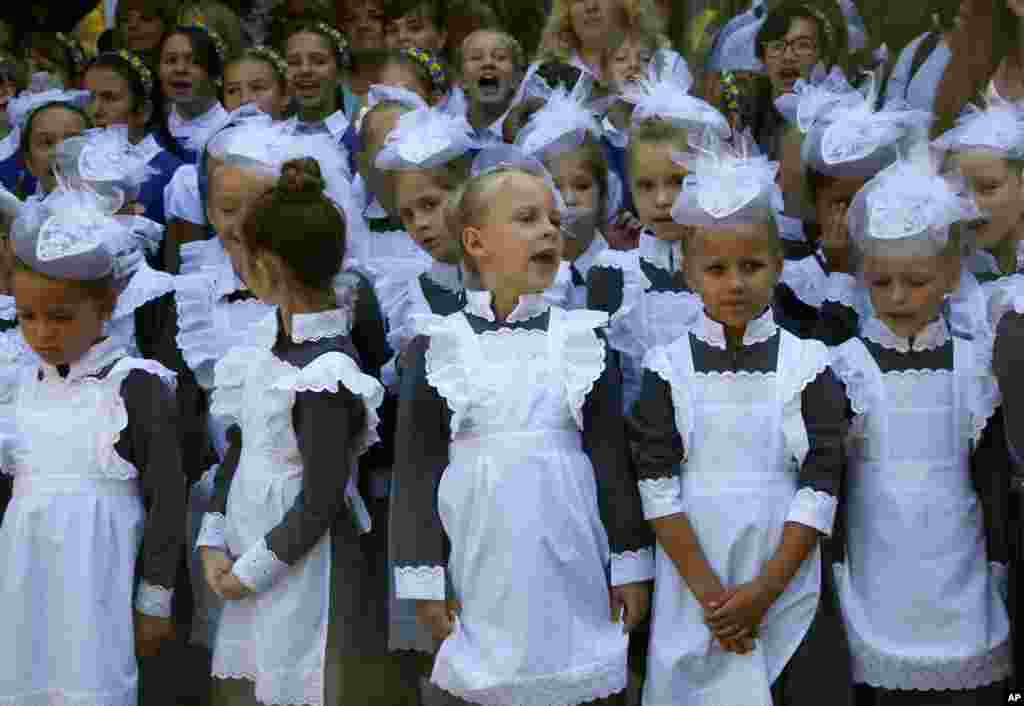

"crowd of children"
[0,0,1021,705]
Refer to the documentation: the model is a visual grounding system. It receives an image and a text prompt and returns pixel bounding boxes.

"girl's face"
[461,31,520,110]
[84,66,148,136]
[339,0,386,52]
[285,32,340,115]
[224,59,289,119]
[465,172,563,296]
[209,164,276,279]
[385,6,447,52]
[13,269,113,367]
[630,139,689,241]
[685,225,783,335]
[395,170,459,263]
[569,0,625,54]
[117,5,166,53]
[377,62,434,104]
[862,253,958,339]
[159,33,215,111]
[548,150,602,244]
[606,36,654,92]
[954,150,1024,253]
[762,17,821,97]
[26,106,88,193]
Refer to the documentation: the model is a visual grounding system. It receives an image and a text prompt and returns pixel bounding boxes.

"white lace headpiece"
[375,106,478,170]
[622,49,731,137]
[54,127,161,206]
[186,103,273,157]
[6,85,91,135]
[671,129,781,227]
[848,146,980,258]
[932,87,1024,160]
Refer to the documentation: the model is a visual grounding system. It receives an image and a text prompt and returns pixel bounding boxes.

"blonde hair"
[538,0,665,64]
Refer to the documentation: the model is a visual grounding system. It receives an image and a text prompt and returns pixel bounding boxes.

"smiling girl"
[222,46,291,119]
[284,21,360,140]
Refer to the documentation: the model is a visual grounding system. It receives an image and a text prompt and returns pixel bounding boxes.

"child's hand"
[216,571,253,601]
[605,211,644,251]
[610,582,651,633]
[416,599,459,642]
[706,578,779,640]
[200,547,233,594]
[821,203,853,274]
[134,613,176,659]
[699,587,754,655]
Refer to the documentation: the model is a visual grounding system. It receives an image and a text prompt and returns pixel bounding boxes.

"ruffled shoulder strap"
[781,255,828,309]
[953,335,1001,449]
[550,307,609,430]
[642,335,695,461]
[208,314,276,422]
[776,330,830,467]
[414,312,477,437]
[272,350,385,457]
[106,356,178,391]
[593,248,653,323]
[111,261,176,321]
[829,336,880,419]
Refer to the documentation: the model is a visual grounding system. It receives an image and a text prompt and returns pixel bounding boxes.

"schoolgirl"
[196,157,412,706]
[283,21,359,144]
[156,23,228,164]
[222,46,291,119]
[0,184,185,706]
[390,164,653,705]
[629,132,847,706]
[84,51,186,226]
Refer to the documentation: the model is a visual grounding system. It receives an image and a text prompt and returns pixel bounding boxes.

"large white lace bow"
[6,86,91,133]
[622,49,730,137]
[375,107,478,170]
[56,127,161,197]
[515,74,602,159]
[932,86,1024,160]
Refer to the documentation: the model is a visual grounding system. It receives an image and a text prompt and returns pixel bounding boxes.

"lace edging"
[638,476,683,521]
[395,565,446,600]
[786,488,837,536]
[780,335,829,467]
[232,538,290,594]
[197,512,227,550]
[111,263,175,321]
[593,249,653,324]
[0,685,136,706]
[644,345,692,463]
[823,272,860,309]
[433,651,627,706]
[210,347,259,422]
[830,340,875,418]
[135,581,174,618]
[555,308,609,430]
[782,256,827,309]
[417,314,473,438]
[611,546,655,585]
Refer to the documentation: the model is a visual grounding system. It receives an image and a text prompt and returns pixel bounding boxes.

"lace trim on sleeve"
[611,546,655,585]
[135,580,174,618]
[232,537,290,593]
[786,488,837,536]
[196,512,227,550]
[637,476,684,521]
[395,565,446,600]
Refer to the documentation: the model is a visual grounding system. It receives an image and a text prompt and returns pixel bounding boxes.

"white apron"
[210,326,377,706]
[421,308,628,706]
[643,331,825,706]
[832,337,1012,691]
[0,357,161,706]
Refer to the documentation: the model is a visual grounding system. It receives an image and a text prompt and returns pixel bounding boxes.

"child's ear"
[462,225,486,261]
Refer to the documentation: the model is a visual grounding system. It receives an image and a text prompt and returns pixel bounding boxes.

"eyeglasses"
[762,37,818,59]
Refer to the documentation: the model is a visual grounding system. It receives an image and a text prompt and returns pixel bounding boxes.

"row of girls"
[0,10,1023,706]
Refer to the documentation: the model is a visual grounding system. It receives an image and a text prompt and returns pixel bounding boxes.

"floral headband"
[113,50,153,94]
[315,22,351,68]
[184,20,228,65]
[55,32,87,72]
[404,47,448,94]
[246,45,288,80]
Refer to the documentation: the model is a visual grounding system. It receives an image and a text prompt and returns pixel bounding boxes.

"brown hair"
[544,133,611,218]
[538,0,664,64]
[12,258,118,306]
[627,118,689,175]
[241,157,347,289]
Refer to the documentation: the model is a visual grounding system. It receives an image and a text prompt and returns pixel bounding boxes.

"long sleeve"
[812,273,862,346]
[788,368,847,536]
[586,265,624,317]
[390,335,452,601]
[195,424,242,550]
[583,339,655,585]
[627,367,686,521]
[995,311,1024,465]
[117,369,187,618]
[230,388,364,593]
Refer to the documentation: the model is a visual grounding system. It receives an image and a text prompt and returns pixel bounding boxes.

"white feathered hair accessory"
[622,49,730,137]
[932,85,1024,160]
[375,106,479,170]
[514,73,602,160]
[54,127,162,207]
[6,85,91,135]
[847,145,980,258]
[671,129,782,227]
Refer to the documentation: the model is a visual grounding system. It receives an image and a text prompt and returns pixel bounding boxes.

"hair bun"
[278,157,326,200]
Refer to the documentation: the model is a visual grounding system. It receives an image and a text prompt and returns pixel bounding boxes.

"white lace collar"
[573,232,609,281]
[464,289,549,323]
[323,109,350,139]
[199,239,248,299]
[0,295,15,322]
[694,307,778,350]
[425,261,464,293]
[39,337,126,382]
[291,307,353,342]
[638,232,684,274]
[168,102,228,137]
[861,316,950,353]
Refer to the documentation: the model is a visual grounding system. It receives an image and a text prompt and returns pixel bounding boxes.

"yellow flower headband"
[114,50,154,94]
[315,22,351,68]
[246,45,288,80]
[184,18,229,65]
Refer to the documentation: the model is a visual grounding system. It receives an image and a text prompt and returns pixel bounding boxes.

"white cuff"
[195,512,227,551]
[786,488,837,536]
[395,565,446,600]
[638,476,684,520]
[611,547,655,585]
[135,581,174,618]
[231,538,290,593]
[824,272,859,309]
